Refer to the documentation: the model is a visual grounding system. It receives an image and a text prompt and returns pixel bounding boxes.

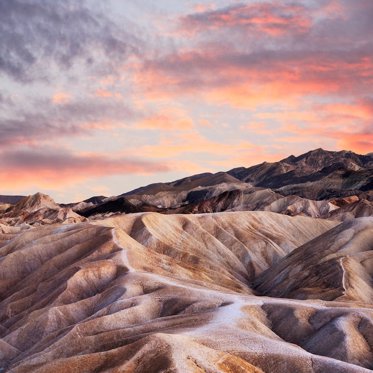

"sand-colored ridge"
[100,211,337,282]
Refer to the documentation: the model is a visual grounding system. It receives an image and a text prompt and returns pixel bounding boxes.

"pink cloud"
[135,48,373,109]
[180,2,312,36]
[134,0,373,111]
[95,88,123,99]
[136,107,194,130]
[276,101,373,153]
[126,130,282,168]
[52,92,71,104]
[0,148,169,190]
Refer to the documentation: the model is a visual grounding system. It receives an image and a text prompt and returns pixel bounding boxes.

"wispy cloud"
[0,147,169,189]
[180,2,312,36]
[0,95,137,147]
[136,107,194,130]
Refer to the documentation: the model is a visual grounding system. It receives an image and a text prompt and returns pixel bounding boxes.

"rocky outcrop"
[0,193,85,226]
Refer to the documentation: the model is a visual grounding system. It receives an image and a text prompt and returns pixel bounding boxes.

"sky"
[0,0,372,202]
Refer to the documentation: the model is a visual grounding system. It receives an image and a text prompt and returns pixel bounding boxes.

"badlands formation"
[0,149,373,372]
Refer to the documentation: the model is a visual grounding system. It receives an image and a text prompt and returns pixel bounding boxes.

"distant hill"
[0,195,24,204]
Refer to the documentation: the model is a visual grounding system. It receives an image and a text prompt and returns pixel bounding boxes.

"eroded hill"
[1,212,373,372]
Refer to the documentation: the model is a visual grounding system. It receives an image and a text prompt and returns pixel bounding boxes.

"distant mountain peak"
[309,147,326,153]
[13,192,59,213]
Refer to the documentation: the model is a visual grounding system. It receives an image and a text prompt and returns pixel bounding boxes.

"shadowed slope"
[329,200,373,221]
[255,217,373,303]
[81,188,340,219]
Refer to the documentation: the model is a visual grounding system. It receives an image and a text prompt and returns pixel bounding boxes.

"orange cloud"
[317,101,373,121]
[256,110,320,123]
[95,88,122,99]
[193,4,215,13]
[135,48,373,110]
[275,101,373,154]
[136,107,194,130]
[166,159,206,174]
[338,132,373,153]
[80,121,119,130]
[131,130,243,158]
[199,118,213,128]
[52,92,71,104]
[126,130,280,169]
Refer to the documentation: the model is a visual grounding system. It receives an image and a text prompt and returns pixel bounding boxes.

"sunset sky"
[1,0,372,202]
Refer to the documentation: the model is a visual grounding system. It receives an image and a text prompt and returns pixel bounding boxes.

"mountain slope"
[329,199,373,221]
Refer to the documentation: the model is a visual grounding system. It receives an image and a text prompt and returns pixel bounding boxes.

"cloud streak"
[180,2,311,36]
[0,147,169,189]
[0,96,136,147]
[138,43,373,103]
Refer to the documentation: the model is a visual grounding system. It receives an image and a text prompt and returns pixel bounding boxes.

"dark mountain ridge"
[227,148,372,197]
[0,195,24,204]
[122,148,372,200]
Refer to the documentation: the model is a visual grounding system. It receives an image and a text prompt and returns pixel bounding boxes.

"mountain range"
[74,148,373,220]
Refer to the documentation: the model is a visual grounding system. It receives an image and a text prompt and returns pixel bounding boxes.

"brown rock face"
[1,211,373,372]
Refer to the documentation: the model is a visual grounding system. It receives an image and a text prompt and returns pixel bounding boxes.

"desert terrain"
[1,149,372,373]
